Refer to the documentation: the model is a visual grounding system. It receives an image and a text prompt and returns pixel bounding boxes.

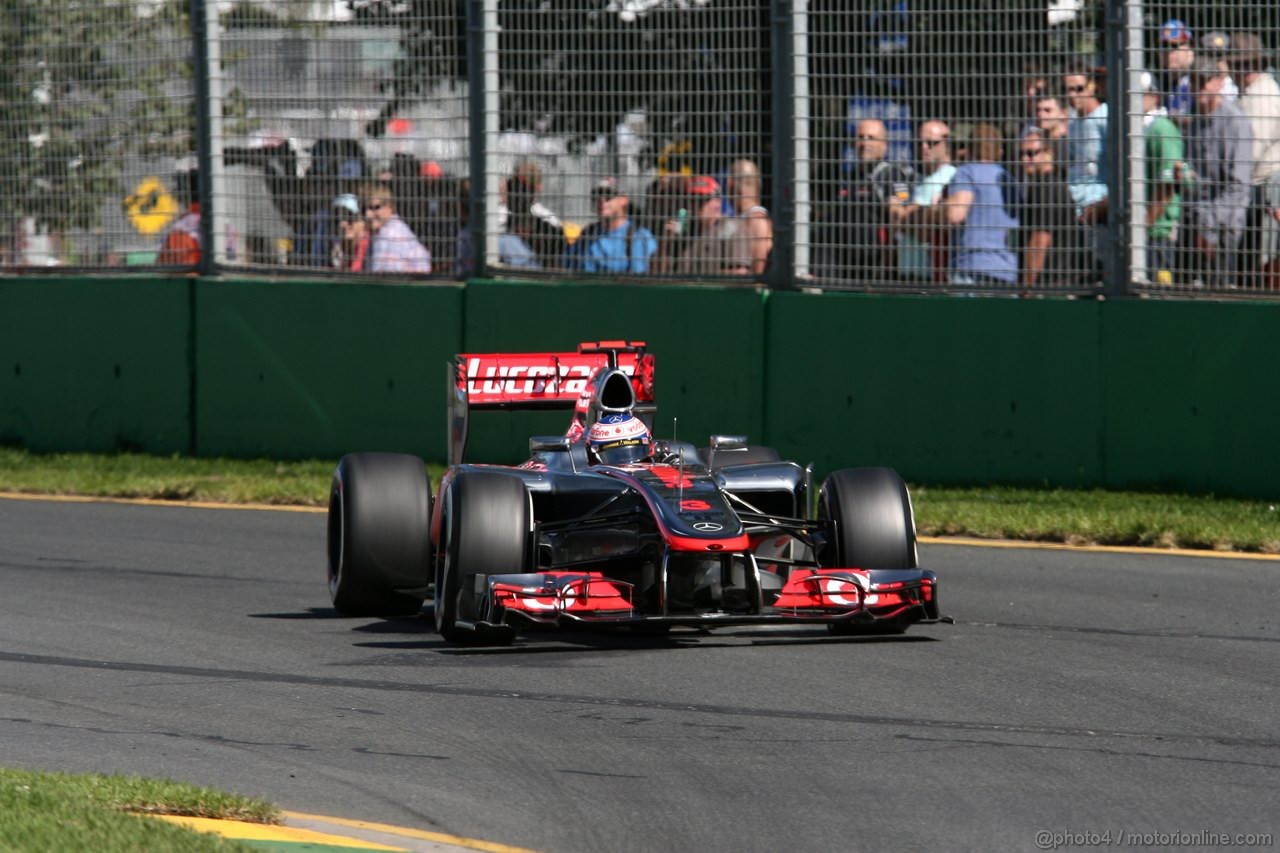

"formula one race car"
[327,341,940,645]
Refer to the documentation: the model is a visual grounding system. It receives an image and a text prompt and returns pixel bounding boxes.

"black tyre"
[328,453,432,617]
[818,467,918,571]
[819,467,919,637]
[435,470,531,645]
[702,445,781,468]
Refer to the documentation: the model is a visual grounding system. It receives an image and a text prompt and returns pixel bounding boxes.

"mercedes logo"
[692,522,723,532]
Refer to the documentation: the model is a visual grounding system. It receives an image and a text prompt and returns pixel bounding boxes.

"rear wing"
[448,340,655,464]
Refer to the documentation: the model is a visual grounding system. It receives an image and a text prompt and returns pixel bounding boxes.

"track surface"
[1,498,1277,852]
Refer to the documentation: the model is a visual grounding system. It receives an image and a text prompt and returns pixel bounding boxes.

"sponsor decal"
[692,521,723,532]
[647,464,696,490]
[459,353,654,402]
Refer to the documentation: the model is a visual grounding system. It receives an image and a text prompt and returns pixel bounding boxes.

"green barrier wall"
[460,280,766,463]
[0,276,192,454]
[3,275,1278,499]
[195,278,462,459]
[1101,299,1280,497]
[763,291,1105,486]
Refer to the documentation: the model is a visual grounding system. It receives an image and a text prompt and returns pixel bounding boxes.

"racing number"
[680,499,712,511]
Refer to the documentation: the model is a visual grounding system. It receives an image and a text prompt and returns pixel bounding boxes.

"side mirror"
[709,435,748,451]
[529,436,571,453]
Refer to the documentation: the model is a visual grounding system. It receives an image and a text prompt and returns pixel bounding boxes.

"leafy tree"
[0,1,195,238]
[0,0,260,246]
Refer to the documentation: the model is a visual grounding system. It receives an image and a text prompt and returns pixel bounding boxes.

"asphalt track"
[1,497,1277,853]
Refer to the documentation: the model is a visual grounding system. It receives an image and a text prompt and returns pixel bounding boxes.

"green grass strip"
[2,448,1279,554]
[0,768,278,852]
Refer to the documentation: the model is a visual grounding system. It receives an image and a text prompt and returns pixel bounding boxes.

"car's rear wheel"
[328,453,432,617]
[435,470,531,645]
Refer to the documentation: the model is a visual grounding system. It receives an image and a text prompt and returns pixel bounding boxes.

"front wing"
[466,567,941,631]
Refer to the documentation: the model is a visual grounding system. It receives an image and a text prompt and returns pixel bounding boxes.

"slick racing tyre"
[328,453,432,617]
[435,470,532,645]
[818,467,919,636]
[818,467,918,571]
[702,444,780,468]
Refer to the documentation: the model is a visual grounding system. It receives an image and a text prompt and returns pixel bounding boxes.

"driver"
[586,413,653,466]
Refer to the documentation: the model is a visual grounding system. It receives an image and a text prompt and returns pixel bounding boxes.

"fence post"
[768,0,796,289]
[190,0,224,275]
[466,0,500,278]
[1123,0,1147,289]
[1103,0,1131,297]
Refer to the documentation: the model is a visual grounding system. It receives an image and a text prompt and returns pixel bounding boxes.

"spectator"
[505,159,566,269]
[645,175,694,275]
[817,118,913,281]
[1178,58,1253,289]
[157,168,201,266]
[499,176,542,269]
[361,183,432,274]
[674,176,752,276]
[565,177,657,275]
[1139,72,1184,283]
[289,139,368,267]
[1197,32,1240,100]
[1159,19,1196,123]
[386,153,458,276]
[332,193,369,272]
[725,159,773,276]
[1017,129,1091,287]
[1230,32,1280,288]
[1063,64,1109,270]
[942,123,1019,286]
[1032,90,1071,163]
[889,119,956,283]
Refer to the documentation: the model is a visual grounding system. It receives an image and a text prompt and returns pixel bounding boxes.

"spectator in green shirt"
[1141,72,1183,283]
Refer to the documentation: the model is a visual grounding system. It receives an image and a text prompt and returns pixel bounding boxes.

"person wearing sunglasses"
[1062,65,1109,278]
[890,120,957,283]
[1017,129,1091,288]
[360,183,432,274]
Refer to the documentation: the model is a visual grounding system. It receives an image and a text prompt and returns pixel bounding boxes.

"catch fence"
[2,0,1277,297]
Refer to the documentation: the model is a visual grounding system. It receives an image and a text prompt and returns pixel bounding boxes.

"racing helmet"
[586,413,652,466]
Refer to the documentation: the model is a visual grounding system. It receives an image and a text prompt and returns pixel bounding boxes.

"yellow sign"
[124,176,179,236]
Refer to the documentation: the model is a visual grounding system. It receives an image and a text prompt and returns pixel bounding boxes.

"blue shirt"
[499,233,541,268]
[1067,102,1109,214]
[948,161,1018,283]
[567,220,658,274]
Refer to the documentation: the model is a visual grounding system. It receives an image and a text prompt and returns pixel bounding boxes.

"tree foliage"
[0,1,197,233]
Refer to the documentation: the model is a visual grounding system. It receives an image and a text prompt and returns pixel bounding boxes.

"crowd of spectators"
[800,23,1278,291]
[147,22,1274,291]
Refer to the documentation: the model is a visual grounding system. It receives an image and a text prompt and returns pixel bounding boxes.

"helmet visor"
[593,438,649,466]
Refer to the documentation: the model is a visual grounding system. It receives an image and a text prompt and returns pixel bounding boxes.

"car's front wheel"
[435,470,531,645]
[818,467,919,636]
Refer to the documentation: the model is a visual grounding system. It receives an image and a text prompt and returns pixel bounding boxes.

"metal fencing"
[2,1,1278,297]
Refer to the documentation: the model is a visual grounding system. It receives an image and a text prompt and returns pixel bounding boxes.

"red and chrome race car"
[327,340,941,645]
